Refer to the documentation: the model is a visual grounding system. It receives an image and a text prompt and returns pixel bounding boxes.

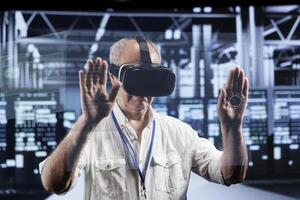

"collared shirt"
[39,104,226,200]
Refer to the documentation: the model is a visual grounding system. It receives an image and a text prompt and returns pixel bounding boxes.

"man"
[39,38,248,200]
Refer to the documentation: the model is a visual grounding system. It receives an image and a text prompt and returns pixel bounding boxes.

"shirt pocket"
[152,153,187,193]
[94,158,126,199]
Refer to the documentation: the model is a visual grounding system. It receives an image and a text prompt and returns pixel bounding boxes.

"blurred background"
[0,5,300,200]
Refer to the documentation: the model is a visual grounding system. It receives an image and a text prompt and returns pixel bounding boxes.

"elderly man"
[39,38,248,200]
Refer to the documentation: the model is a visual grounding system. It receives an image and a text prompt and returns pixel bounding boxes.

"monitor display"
[0,93,10,187]
[243,90,269,178]
[13,90,59,185]
[207,99,222,149]
[63,111,76,131]
[178,99,205,137]
[151,103,168,116]
[273,89,300,177]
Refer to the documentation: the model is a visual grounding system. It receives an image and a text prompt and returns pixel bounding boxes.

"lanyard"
[112,111,156,198]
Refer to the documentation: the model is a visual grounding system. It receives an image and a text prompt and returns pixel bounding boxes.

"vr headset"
[109,38,176,97]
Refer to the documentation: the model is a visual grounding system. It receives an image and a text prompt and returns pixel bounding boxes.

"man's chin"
[132,103,149,113]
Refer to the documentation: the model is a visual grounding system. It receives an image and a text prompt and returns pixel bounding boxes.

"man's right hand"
[79,57,121,127]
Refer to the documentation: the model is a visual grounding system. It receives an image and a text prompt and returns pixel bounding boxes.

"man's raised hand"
[79,57,121,126]
[217,66,249,127]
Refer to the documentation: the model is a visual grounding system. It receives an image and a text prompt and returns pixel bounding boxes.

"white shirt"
[40,104,227,200]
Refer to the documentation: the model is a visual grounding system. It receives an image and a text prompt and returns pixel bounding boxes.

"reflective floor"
[47,173,299,200]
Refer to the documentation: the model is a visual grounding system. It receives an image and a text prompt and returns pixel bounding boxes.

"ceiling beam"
[19,10,236,18]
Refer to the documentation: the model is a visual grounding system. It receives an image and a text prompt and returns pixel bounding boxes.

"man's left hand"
[217,66,249,127]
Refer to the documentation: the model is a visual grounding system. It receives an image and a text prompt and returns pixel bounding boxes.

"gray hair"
[109,37,161,65]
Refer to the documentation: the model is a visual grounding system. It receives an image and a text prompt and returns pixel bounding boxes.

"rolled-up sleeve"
[190,133,226,185]
[38,138,90,192]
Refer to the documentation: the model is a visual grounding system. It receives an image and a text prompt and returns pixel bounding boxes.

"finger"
[79,70,87,92]
[232,67,240,92]
[99,59,108,86]
[102,60,108,86]
[93,57,101,85]
[108,82,121,102]
[242,77,249,101]
[217,88,226,110]
[225,69,234,92]
[110,71,122,87]
[237,69,244,94]
[86,60,94,90]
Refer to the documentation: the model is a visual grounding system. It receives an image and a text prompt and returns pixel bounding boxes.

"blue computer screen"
[273,89,300,177]
[13,90,59,185]
[178,99,205,137]
[0,93,10,186]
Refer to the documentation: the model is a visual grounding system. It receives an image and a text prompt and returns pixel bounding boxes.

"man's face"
[114,40,161,115]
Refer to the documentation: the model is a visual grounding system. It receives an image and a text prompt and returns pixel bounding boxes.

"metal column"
[7,11,17,89]
[192,25,201,98]
[250,6,265,87]
[0,12,4,89]
[237,7,251,85]
[203,24,213,98]
[200,24,213,139]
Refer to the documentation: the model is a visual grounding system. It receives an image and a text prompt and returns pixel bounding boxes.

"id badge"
[140,182,147,199]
